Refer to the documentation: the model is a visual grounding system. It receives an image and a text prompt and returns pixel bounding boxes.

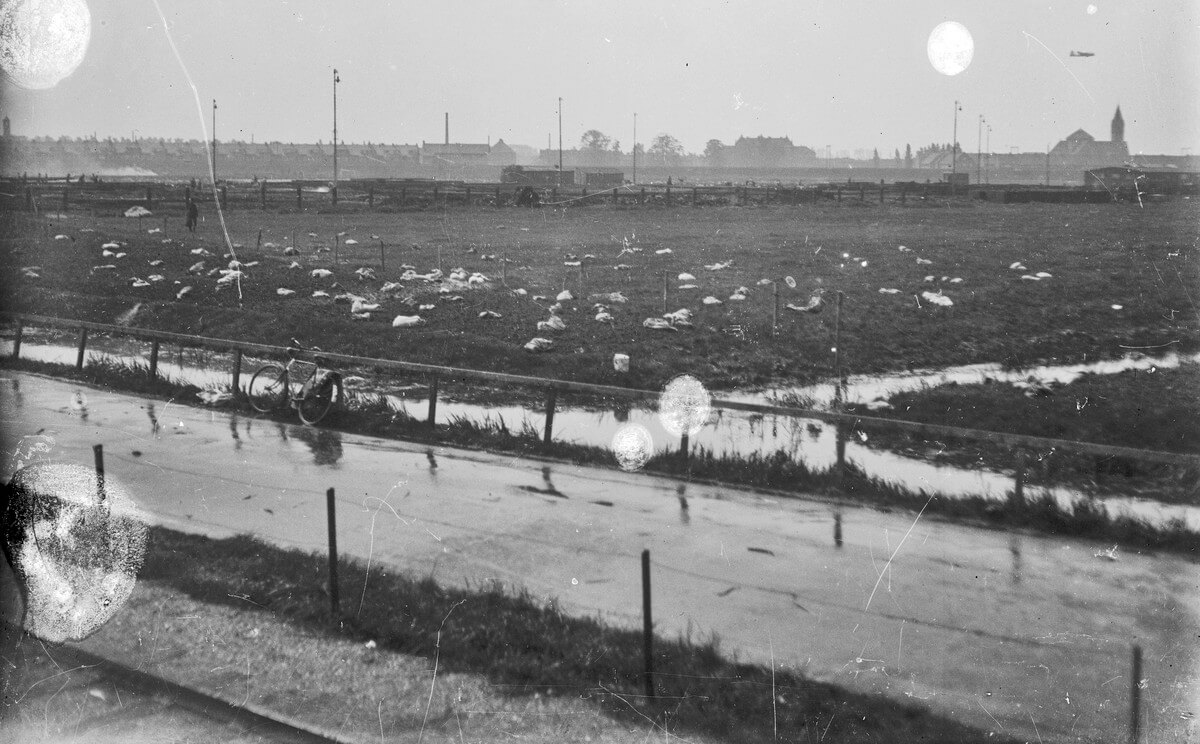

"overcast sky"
[3,1,1198,155]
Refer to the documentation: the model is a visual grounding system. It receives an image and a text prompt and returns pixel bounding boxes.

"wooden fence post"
[665,183,671,206]
[148,340,159,380]
[145,186,153,208]
[1130,644,1142,744]
[256,229,262,250]
[427,376,439,428]
[93,444,106,503]
[326,487,340,621]
[772,281,779,335]
[260,181,267,210]
[642,549,656,699]
[1011,449,1027,511]
[12,320,22,359]
[639,187,645,206]
[543,388,557,445]
[231,349,242,394]
[75,329,88,371]
[612,186,618,205]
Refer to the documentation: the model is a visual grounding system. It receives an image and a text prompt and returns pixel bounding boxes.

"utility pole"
[557,96,563,187]
[632,112,637,185]
[976,115,984,185]
[950,99,960,184]
[332,69,340,205]
[985,124,992,184]
[211,99,217,184]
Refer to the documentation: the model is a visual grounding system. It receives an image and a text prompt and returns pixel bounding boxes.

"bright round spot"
[611,424,654,471]
[1086,4,1097,14]
[0,0,92,90]
[927,21,974,76]
[658,374,712,438]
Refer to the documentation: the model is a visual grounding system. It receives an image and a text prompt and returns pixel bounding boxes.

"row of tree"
[581,129,943,168]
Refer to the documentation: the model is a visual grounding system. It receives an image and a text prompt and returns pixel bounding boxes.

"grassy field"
[3,199,1198,393]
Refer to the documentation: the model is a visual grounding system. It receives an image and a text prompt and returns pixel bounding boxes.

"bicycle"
[247,338,344,425]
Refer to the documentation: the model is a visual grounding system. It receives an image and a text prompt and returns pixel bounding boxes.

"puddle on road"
[5,335,1197,529]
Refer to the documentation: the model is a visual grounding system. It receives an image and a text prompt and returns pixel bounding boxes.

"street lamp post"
[211,99,217,184]
[557,96,563,187]
[332,69,340,205]
[985,124,992,184]
[632,112,637,185]
[951,99,962,194]
[976,115,984,186]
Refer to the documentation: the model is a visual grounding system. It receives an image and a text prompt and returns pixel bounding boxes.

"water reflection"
[677,484,689,525]
[834,511,844,548]
[426,449,438,472]
[295,426,343,467]
[1008,532,1023,585]
[228,414,241,450]
[145,403,160,435]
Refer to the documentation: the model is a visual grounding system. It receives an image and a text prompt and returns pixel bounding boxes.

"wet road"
[2,372,1197,743]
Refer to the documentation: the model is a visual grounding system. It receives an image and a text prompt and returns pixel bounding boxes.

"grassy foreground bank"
[99,525,1009,743]
[5,354,1198,557]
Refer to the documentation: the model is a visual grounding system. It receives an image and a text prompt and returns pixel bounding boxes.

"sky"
[2,0,1198,155]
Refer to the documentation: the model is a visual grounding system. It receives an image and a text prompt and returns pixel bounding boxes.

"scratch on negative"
[864,495,934,611]
[1020,30,1095,103]
[417,600,466,744]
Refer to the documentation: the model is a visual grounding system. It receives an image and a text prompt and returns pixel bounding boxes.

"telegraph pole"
[976,115,984,185]
[211,99,217,184]
[332,69,340,205]
[632,112,637,185]
[951,99,962,195]
[557,96,563,187]
[985,123,992,184]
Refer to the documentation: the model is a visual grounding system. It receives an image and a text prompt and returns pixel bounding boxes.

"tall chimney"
[445,113,449,145]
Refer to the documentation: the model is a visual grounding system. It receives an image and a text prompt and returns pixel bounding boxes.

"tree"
[872,148,880,168]
[703,139,725,159]
[610,139,621,153]
[904,144,913,169]
[648,133,684,164]
[580,129,612,151]
[894,148,901,163]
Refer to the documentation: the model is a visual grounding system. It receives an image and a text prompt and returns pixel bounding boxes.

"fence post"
[25,186,32,211]
[1011,449,1027,511]
[260,181,267,210]
[12,320,22,359]
[256,229,262,250]
[379,239,386,272]
[75,328,88,371]
[543,388,557,445]
[148,340,159,380]
[835,424,847,490]
[93,444,106,503]
[772,281,779,336]
[836,186,842,202]
[326,487,340,621]
[1130,644,1142,744]
[639,187,645,206]
[495,185,501,206]
[231,349,242,395]
[427,376,439,428]
[296,185,303,209]
[145,186,153,208]
[859,186,865,202]
[641,549,656,699]
[219,185,227,208]
[665,183,671,206]
[662,271,668,314]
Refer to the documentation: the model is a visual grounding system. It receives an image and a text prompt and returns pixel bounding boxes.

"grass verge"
[125,525,1013,744]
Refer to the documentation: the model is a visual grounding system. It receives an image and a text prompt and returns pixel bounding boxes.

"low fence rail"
[5,313,1197,479]
[0,177,1151,216]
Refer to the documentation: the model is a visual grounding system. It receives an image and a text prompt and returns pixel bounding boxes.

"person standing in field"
[185,198,199,232]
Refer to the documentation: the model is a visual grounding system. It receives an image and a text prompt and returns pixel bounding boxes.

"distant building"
[420,142,490,165]
[1049,107,1130,168]
[488,139,516,166]
[1085,165,1199,195]
[727,136,816,168]
[576,168,624,188]
[502,165,573,187]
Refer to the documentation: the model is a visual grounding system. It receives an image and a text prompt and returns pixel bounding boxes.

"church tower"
[1111,106,1125,143]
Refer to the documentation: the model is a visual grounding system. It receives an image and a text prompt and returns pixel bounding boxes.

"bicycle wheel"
[297,375,341,425]
[247,364,288,413]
